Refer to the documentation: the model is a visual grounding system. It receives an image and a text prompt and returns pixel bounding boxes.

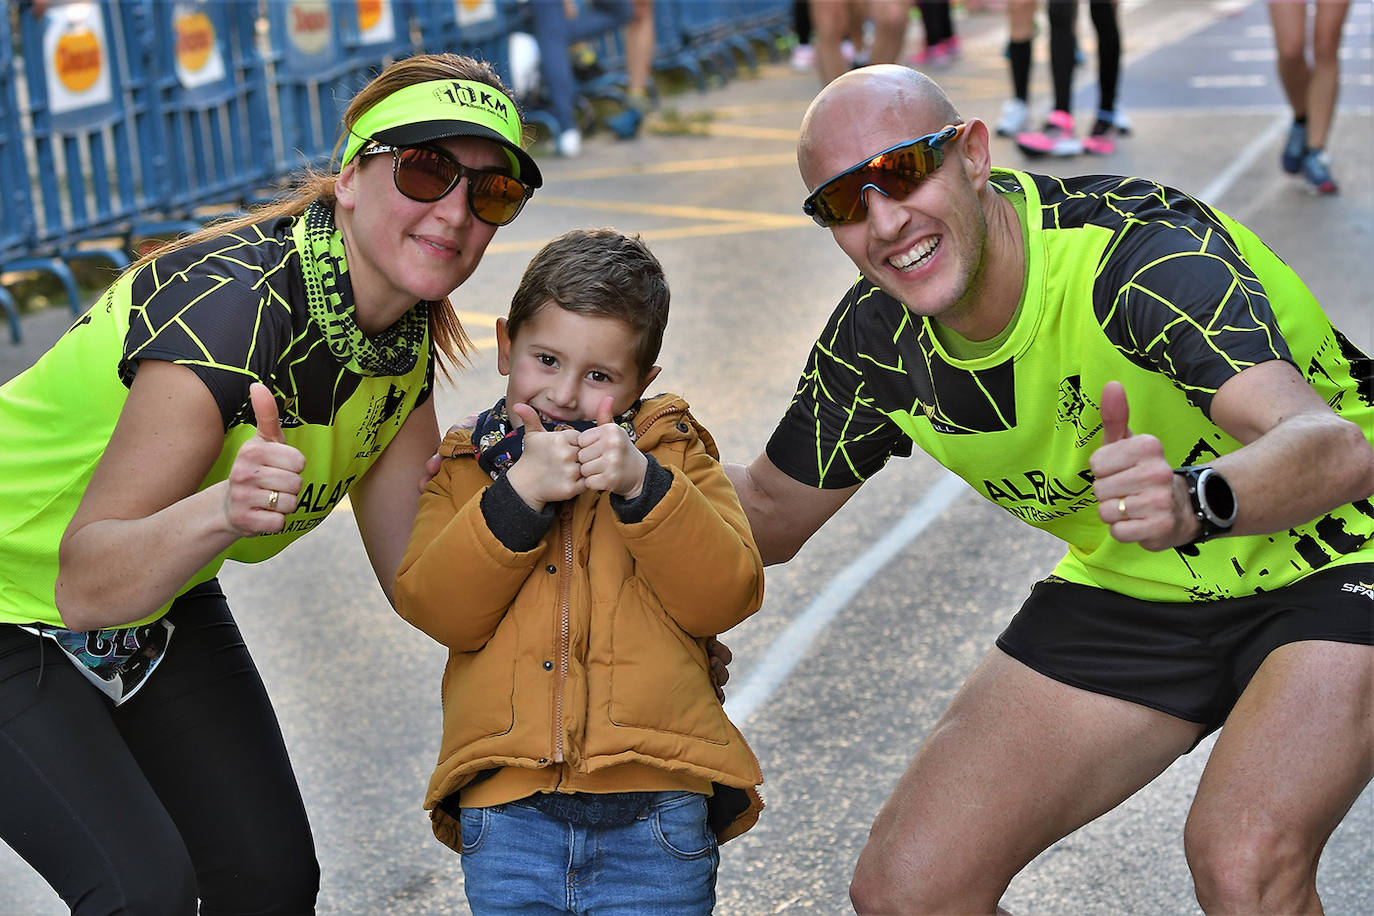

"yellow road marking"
[556,152,796,181]
[691,123,801,141]
[531,195,810,225]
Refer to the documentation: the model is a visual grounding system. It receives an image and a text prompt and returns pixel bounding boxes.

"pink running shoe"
[1082,121,1116,155]
[1016,110,1082,158]
[908,38,955,68]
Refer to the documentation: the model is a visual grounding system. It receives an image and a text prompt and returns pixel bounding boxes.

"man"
[726,64,1373,913]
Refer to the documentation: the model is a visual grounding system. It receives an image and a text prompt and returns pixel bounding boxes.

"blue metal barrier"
[732,0,793,61]
[414,0,518,85]
[675,0,756,79]
[4,0,796,344]
[338,0,418,63]
[0,8,31,341]
[412,0,550,142]
[334,0,422,111]
[650,0,707,91]
[7,0,178,337]
[18,2,152,249]
[130,0,277,218]
[262,0,354,170]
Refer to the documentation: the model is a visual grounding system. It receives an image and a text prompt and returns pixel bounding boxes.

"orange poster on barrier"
[288,0,333,56]
[44,2,112,114]
[173,3,226,90]
[357,0,397,45]
[455,0,496,28]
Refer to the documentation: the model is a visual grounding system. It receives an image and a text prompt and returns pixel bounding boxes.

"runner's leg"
[114,587,319,915]
[0,628,197,914]
[1185,640,1373,912]
[850,648,1204,914]
[1304,0,1350,149]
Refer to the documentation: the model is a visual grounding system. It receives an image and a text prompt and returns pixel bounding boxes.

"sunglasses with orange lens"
[363,143,534,226]
[802,125,963,228]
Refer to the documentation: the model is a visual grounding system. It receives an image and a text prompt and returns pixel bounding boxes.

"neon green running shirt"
[0,214,432,628]
[766,169,1373,602]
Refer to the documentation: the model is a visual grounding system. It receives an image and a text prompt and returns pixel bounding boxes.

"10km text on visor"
[803,124,964,228]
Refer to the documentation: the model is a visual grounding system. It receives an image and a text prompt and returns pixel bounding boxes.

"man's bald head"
[798,66,963,185]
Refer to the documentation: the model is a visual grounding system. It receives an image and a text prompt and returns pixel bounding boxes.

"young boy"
[394,228,765,914]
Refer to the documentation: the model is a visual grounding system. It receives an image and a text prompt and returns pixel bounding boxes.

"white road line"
[724,471,971,724]
[1198,112,1292,204]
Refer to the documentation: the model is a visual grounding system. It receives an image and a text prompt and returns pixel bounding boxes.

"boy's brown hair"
[508,228,669,379]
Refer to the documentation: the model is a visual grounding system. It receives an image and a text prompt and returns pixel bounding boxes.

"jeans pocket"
[459,806,490,855]
[649,792,715,860]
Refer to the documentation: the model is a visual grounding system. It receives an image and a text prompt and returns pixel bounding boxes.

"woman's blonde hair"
[136,53,523,379]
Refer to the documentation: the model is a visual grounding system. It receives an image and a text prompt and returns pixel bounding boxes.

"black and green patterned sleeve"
[119,228,296,430]
[765,278,912,489]
[1094,199,1294,417]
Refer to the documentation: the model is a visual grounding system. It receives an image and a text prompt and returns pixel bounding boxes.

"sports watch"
[1174,465,1237,544]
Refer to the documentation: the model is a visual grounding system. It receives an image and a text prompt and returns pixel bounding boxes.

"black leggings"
[0,582,318,915]
[1049,0,1121,115]
[917,1,955,47]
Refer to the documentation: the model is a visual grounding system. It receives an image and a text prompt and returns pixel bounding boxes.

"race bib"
[20,619,174,705]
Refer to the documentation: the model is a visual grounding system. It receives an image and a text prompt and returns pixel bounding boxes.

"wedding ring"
[1117,496,1128,520]
[267,489,280,511]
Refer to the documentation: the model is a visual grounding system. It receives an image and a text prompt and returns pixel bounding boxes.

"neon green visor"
[339,79,542,188]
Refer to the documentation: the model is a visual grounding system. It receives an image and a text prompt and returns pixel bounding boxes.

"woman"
[0,53,541,913]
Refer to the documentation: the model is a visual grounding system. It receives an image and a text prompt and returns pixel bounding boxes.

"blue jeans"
[529,0,633,131]
[460,790,718,914]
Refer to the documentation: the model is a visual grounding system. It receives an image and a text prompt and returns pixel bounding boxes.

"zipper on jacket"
[636,403,678,437]
[548,404,676,766]
[552,503,574,764]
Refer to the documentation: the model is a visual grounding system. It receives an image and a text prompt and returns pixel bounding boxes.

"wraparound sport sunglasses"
[802,124,964,228]
[362,143,534,226]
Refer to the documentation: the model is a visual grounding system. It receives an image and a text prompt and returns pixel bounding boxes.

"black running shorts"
[996,562,1374,739]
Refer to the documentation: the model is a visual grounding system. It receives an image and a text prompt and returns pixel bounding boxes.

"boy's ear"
[638,364,661,394]
[495,317,512,376]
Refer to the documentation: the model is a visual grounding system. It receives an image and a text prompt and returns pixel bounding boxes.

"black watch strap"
[1174,465,1237,544]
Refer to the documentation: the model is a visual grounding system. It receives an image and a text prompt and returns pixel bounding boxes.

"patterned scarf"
[296,200,428,377]
[472,397,639,480]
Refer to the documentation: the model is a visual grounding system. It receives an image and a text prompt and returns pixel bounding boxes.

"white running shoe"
[557,128,582,158]
[996,98,1029,138]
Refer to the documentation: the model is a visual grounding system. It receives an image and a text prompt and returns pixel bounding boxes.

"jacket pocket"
[596,578,731,745]
[442,616,521,742]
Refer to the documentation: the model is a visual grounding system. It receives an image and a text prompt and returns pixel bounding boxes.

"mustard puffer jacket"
[395,393,765,847]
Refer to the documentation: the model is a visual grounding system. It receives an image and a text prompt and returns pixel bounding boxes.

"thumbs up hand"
[1099,379,1133,445]
[1089,381,1184,550]
[504,402,585,510]
[578,396,647,498]
[225,383,306,536]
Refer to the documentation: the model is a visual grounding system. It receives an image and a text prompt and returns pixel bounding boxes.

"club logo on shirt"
[354,384,407,459]
[983,469,1097,523]
[279,395,302,429]
[1340,581,1374,600]
[1056,376,1101,448]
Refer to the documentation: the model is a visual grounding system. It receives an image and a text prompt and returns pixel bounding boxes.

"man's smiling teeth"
[889,236,940,270]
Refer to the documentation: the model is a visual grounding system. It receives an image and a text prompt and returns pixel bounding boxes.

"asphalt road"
[2,1,1371,912]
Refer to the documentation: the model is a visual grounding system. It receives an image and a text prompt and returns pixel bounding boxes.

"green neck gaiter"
[295,200,428,377]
